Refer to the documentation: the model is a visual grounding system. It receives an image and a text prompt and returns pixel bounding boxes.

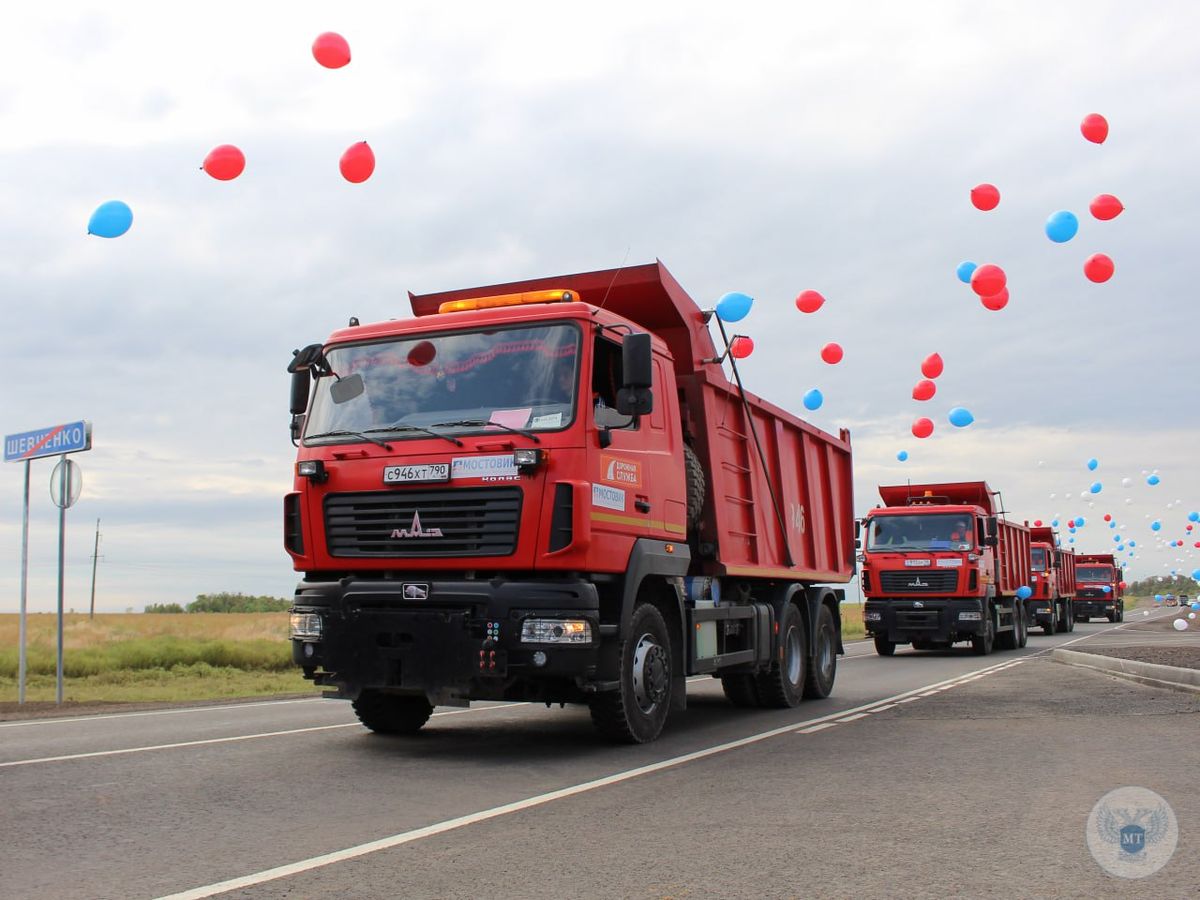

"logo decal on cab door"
[600,454,642,487]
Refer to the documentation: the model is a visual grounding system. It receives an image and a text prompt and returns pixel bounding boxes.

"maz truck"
[859,482,1030,656]
[1074,553,1124,622]
[1027,525,1076,635]
[284,261,855,743]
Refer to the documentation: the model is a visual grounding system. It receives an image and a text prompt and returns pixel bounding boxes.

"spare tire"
[684,444,706,529]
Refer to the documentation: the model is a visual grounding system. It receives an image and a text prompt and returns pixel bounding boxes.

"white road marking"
[796,722,838,734]
[835,713,869,723]
[871,703,897,712]
[0,697,326,729]
[156,654,1028,900]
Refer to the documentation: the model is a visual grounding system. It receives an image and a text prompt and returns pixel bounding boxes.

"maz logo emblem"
[908,578,929,588]
[391,511,443,539]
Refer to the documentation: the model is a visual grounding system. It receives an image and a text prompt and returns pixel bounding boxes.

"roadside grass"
[840,603,865,639]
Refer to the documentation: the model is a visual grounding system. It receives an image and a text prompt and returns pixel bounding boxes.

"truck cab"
[1074,554,1124,622]
[1026,526,1075,635]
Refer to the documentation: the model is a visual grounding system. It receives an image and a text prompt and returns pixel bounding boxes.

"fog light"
[303,643,315,658]
[520,618,591,643]
[532,651,548,667]
[864,611,882,622]
[513,448,544,472]
[958,611,982,621]
[297,459,327,482]
[290,612,323,639]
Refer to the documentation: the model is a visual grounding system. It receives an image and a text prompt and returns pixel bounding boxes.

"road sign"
[50,458,82,509]
[5,420,92,462]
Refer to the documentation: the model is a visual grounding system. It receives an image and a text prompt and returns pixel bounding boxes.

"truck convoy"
[1074,553,1125,622]
[860,482,1030,656]
[1026,525,1076,635]
[284,262,855,743]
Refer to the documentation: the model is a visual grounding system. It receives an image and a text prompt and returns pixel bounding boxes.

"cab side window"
[592,335,639,429]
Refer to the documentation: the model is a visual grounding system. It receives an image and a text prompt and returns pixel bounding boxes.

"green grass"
[1,666,312,704]
[840,603,865,640]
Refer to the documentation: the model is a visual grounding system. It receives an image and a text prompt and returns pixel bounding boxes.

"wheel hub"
[632,633,668,713]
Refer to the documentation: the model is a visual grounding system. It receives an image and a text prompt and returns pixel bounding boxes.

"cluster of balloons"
[791,289,829,411]
[957,261,1009,311]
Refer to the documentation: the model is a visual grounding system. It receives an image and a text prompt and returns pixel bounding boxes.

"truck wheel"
[589,603,673,743]
[683,444,706,530]
[1016,601,1028,648]
[1054,601,1068,633]
[1116,605,1124,623]
[352,691,433,735]
[971,609,994,655]
[1065,605,1075,632]
[720,674,761,708]
[755,602,807,707]
[873,634,895,656]
[803,603,837,699]
[1043,605,1057,637]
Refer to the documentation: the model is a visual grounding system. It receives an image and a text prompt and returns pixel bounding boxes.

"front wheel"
[971,608,995,656]
[804,603,837,699]
[1016,601,1029,648]
[589,603,673,743]
[352,691,433,735]
[1116,605,1125,623]
[873,634,896,656]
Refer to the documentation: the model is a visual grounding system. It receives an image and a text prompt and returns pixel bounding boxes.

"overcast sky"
[3,2,1198,613]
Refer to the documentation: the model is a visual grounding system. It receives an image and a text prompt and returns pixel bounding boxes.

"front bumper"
[863,597,986,643]
[1075,599,1116,618]
[290,576,601,701]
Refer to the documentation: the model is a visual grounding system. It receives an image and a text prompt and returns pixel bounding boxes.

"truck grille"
[879,571,959,593]
[324,488,522,557]
[1077,586,1108,598]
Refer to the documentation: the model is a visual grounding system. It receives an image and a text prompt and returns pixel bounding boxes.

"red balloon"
[202,144,245,181]
[1187,524,1194,532]
[340,141,376,183]
[970,183,1000,211]
[1119,581,1127,590]
[795,290,825,314]
[729,335,754,359]
[1080,113,1108,144]
[970,264,1006,297]
[1068,520,1075,528]
[1083,253,1114,283]
[1033,520,1043,527]
[312,32,351,69]
[819,342,843,365]
[407,341,436,367]
[980,287,1009,311]
[1103,514,1112,522]
[912,417,934,439]
[1089,194,1124,221]
[1194,541,1200,548]
[920,352,944,379]
[911,379,936,402]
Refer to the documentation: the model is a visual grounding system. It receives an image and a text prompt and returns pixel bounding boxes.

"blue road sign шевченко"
[4,421,92,462]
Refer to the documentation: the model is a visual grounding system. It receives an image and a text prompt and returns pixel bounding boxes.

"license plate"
[383,463,449,484]
[904,559,931,567]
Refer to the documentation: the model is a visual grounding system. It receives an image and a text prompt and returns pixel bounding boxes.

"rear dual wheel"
[756,602,807,707]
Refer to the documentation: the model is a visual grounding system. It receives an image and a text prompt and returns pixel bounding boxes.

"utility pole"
[89,518,101,619]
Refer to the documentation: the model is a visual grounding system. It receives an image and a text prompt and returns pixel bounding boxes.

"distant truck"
[1074,553,1124,622]
[1026,525,1076,635]
[284,262,855,743]
[860,482,1030,656]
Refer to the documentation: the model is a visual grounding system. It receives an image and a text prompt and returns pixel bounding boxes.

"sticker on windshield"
[451,455,517,479]
[531,413,562,429]
[592,483,626,511]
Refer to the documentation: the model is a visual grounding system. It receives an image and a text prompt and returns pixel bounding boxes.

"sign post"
[50,456,82,705]
[5,421,91,704]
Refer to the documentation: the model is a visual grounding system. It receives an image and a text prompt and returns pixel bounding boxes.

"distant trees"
[1126,575,1197,597]
[143,593,291,613]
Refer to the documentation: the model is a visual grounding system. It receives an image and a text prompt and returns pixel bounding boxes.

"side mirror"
[616,333,653,417]
[985,516,999,539]
[290,370,311,416]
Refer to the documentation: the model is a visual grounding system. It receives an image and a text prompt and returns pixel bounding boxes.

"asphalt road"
[3,609,1196,899]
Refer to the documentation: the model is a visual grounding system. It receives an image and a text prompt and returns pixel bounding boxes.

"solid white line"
[796,722,838,734]
[835,712,869,723]
[871,703,896,712]
[157,655,1024,900]
[0,697,326,729]
[0,704,522,769]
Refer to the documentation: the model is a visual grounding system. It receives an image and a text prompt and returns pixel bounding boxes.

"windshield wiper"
[431,419,541,443]
[366,424,464,447]
[305,430,393,450]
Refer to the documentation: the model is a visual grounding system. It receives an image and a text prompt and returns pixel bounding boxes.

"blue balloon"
[802,388,823,411]
[1151,520,1162,531]
[1068,537,1075,543]
[1051,519,1059,527]
[1128,540,1136,547]
[1044,210,1079,243]
[715,291,753,323]
[896,450,909,462]
[1016,586,1032,600]
[88,200,133,238]
[1109,521,1116,528]
[1101,585,1111,593]
[1089,482,1102,494]
[1113,535,1120,542]
[1117,544,1125,550]
[1147,474,1160,486]
[947,407,974,427]
[1192,602,1200,610]
[956,261,977,283]
[1087,458,1098,471]
[1154,594,1163,602]
[1076,516,1086,526]
[1189,511,1199,523]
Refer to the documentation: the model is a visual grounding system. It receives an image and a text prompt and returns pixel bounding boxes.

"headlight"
[958,611,982,621]
[520,618,592,643]
[863,611,882,622]
[290,612,323,640]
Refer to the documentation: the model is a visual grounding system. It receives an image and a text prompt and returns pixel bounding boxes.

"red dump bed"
[995,520,1031,597]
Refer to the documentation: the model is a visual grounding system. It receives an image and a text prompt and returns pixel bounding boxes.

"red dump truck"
[1074,553,1124,622]
[860,482,1030,655]
[284,261,855,743]
[1026,525,1076,635]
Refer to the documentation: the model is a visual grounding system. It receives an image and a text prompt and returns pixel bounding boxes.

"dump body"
[1074,552,1124,621]
[284,261,854,741]
[1026,526,1077,633]
[861,481,1030,654]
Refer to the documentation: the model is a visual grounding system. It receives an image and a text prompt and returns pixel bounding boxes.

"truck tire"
[1065,604,1075,632]
[1043,604,1057,637]
[971,608,994,655]
[352,691,433,735]
[720,674,761,708]
[804,603,837,699]
[755,602,807,707]
[1116,604,1124,623]
[589,602,673,743]
[1054,600,1069,633]
[1016,601,1028,648]
[683,444,705,530]
[873,634,896,656]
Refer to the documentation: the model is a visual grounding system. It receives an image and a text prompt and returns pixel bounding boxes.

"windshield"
[866,513,974,551]
[304,324,581,443]
[1030,547,1047,571]
[1077,565,1114,582]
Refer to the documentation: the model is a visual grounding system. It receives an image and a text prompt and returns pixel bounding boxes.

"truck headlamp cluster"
[520,618,592,644]
[513,448,544,473]
[297,460,327,482]
[290,612,323,640]
[863,611,882,622]
[958,611,982,621]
